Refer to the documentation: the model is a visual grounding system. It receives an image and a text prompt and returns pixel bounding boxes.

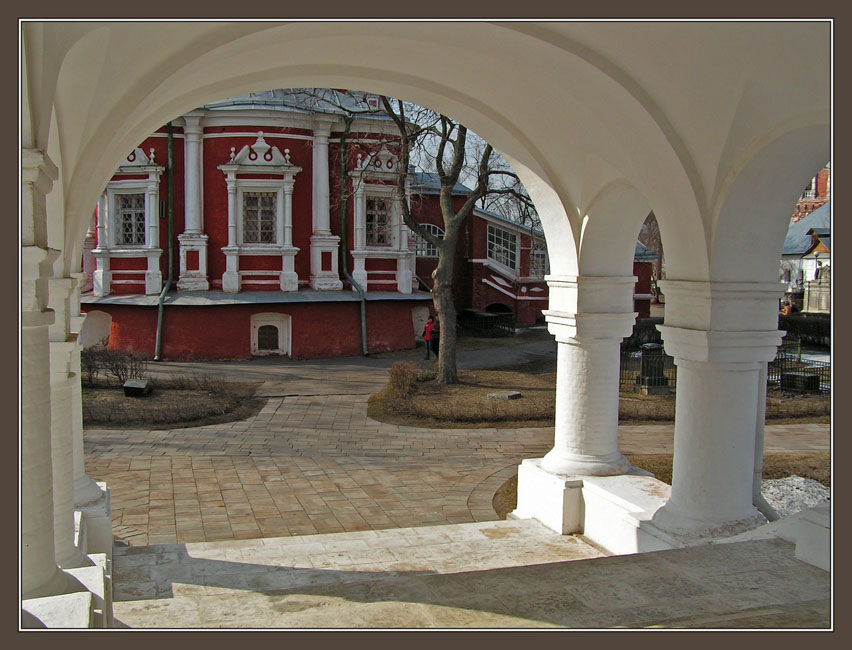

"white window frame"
[250,313,291,356]
[106,181,154,250]
[363,185,400,249]
[237,181,285,249]
[413,223,444,257]
[529,241,549,279]
[487,224,518,272]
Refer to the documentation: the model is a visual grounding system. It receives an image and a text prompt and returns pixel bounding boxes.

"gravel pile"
[761,475,831,518]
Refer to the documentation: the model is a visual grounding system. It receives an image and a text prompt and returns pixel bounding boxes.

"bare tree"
[380,96,534,384]
[292,88,537,384]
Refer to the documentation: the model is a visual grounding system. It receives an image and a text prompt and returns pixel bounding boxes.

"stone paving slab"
[85,389,829,546]
[111,520,830,629]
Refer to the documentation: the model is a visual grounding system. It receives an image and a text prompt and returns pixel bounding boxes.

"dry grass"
[491,452,831,519]
[82,374,265,429]
[368,358,830,428]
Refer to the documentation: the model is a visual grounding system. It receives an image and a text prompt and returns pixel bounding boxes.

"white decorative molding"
[218,133,302,292]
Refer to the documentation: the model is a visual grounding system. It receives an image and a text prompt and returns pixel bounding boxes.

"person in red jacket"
[422,315,435,359]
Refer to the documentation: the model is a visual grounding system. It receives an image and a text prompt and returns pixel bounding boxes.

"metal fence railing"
[768,346,831,393]
[619,342,830,394]
[619,349,678,392]
[458,310,516,337]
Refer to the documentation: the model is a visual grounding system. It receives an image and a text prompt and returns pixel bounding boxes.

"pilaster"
[21,149,69,599]
[178,112,209,290]
[310,116,342,289]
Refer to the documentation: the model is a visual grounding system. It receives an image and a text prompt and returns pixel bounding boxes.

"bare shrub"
[81,339,148,387]
[387,362,418,398]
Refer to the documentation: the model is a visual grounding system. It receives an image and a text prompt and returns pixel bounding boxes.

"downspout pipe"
[153,122,175,361]
[337,122,368,356]
[753,364,781,521]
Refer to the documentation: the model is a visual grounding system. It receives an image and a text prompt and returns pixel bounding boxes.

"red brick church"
[80,90,654,360]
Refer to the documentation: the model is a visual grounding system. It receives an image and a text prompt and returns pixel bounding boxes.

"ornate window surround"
[92,147,164,296]
[349,147,415,294]
[218,132,302,292]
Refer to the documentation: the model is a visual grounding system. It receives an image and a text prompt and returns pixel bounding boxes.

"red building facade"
[80,91,654,360]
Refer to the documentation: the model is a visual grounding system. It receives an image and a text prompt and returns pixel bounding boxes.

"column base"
[540,448,637,476]
[222,271,240,293]
[176,275,209,291]
[145,271,163,295]
[310,275,344,291]
[648,501,767,546]
[511,459,677,554]
[280,271,299,292]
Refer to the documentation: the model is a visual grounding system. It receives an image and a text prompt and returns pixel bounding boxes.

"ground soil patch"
[491,452,831,519]
[368,357,830,428]
[83,376,265,429]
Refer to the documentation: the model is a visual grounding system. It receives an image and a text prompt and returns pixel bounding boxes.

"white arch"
[41,21,776,282]
[709,122,831,283]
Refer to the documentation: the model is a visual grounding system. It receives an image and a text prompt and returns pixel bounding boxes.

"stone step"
[112,519,830,629]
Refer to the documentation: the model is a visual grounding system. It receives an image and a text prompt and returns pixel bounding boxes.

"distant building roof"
[202,88,393,121]
[410,172,472,196]
[783,202,831,255]
[634,242,660,261]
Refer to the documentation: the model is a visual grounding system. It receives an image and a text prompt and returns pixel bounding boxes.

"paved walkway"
[84,340,830,546]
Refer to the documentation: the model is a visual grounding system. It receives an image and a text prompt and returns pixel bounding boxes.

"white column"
[183,115,203,234]
[81,213,96,292]
[145,170,163,294]
[651,280,785,542]
[221,168,239,292]
[353,182,366,250]
[512,275,638,535]
[539,277,637,475]
[309,117,342,290]
[283,179,294,248]
[47,278,93,569]
[21,149,69,599]
[92,194,111,297]
[177,112,209,291]
[312,121,332,235]
[280,177,299,291]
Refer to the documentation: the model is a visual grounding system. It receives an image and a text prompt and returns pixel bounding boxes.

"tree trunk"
[433,234,459,384]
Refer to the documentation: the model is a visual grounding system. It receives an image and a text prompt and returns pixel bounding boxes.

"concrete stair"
[112,519,830,629]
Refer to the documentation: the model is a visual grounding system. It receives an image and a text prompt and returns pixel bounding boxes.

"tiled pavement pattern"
[112,519,830,628]
[85,390,829,546]
[83,340,829,546]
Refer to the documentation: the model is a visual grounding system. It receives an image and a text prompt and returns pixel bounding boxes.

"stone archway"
[21,21,830,617]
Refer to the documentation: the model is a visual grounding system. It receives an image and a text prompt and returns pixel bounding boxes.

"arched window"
[530,241,549,279]
[257,325,279,351]
[412,223,444,257]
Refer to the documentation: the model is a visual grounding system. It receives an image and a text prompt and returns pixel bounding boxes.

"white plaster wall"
[23,21,829,288]
[78,311,112,349]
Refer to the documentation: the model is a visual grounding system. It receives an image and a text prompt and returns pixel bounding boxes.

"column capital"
[657,324,782,365]
[545,274,636,314]
[658,279,785,332]
[544,310,636,343]
[181,111,205,135]
[311,115,336,138]
[22,148,58,186]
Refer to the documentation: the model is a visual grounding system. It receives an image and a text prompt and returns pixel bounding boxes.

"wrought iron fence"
[458,310,516,337]
[619,343,831,394]
[768,346,831,393]
[619,349,677,392]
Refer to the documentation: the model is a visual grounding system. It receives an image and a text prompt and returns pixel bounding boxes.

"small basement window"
[251,313,291,356]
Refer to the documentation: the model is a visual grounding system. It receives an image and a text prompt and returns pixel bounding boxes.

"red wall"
[82,300,419,360]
